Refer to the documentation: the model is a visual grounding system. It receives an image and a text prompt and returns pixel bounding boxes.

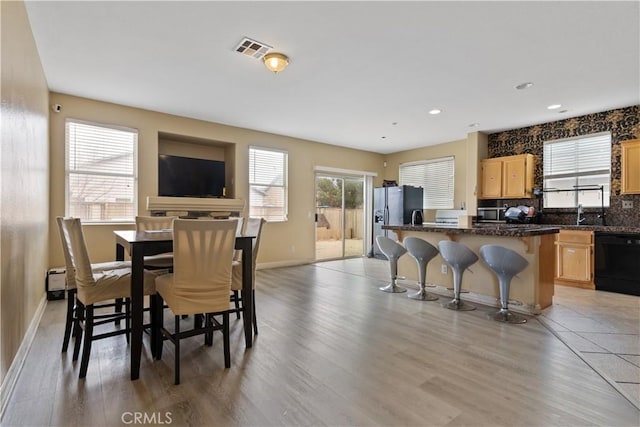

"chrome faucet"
[577,204,586,225]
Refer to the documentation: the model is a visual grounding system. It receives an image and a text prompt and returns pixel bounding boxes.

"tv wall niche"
[158,154,225,198]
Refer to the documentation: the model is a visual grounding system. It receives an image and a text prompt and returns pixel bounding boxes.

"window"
[249,146,288,221]
[66,120,137,222]
[399,156,454,209]
[543,132,611,208]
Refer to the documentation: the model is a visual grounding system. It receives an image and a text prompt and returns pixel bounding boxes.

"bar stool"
[479,245,529,324]
[438,240,477,311]
[403,237,439,301]
[376,236,407,293]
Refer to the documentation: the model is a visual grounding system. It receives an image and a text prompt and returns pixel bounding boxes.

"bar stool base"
[443,299,476,311]
[408,289,438,301]
[489,310,527,324]
[380,283,407,293]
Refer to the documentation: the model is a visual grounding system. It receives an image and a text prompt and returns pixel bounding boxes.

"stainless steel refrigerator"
[371,185,424,258]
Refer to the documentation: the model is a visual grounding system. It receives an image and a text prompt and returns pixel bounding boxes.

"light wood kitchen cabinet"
[554,230,594,289]
[479,154,535,199]
[621,138,640,194]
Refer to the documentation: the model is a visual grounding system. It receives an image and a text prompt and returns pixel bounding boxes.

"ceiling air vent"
[234,37,272,60]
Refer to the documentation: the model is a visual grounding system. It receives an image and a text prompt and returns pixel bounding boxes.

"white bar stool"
[438,240,477,311]
[479,245,529,324]
[403,237,439,301]
[376,236,407,293]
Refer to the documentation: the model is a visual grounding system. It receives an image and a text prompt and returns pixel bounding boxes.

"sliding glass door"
[315,174,365,260]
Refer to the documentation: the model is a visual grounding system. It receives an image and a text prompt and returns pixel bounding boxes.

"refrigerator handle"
[384,206,389,225]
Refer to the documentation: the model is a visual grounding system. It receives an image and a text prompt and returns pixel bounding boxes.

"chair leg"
[252,290,258,336]
[115,297,123,326]
[205,314,213,346]
[154,294,165,360]
[72,302,85,361]
[174,315,181,385]
[62,289,76,352]
[223,312,230,369]
[125,297,131,344]
[79,305,94,378]
[233,290,240,319]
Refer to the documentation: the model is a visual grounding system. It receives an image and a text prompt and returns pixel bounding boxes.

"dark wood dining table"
[114,229,255,380]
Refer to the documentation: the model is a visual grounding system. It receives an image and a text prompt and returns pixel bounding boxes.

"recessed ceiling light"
[515,82,533,90]
[429,109,441,115]
[468,122,480,128]
[547,104,562,110]
[391,122,398,126]
[381,136,387,139]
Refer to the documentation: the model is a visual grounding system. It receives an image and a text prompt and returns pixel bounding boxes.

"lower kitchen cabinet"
[555,230,594,289]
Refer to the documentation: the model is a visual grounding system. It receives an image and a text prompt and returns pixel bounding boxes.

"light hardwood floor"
[2,258,639,426]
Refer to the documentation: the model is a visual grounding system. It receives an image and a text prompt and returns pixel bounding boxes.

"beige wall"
[0,1,50,383]
[48,93,385,269]
[383,138,470,221]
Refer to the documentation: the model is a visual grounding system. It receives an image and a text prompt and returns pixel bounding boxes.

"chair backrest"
[172,219,237,312]
[403,237,439,264]
[233,217,245,261]
[244,217,266,263]
[60,217,96,289]
[135,215,177,231]
[56,216,78,289]
[479,245,529,277]
[438,240,478,270]
[376,235,407,260]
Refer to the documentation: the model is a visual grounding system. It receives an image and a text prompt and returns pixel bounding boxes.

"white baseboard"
[0,295,47,421]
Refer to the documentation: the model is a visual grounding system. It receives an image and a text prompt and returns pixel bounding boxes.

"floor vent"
[234,37,272,60]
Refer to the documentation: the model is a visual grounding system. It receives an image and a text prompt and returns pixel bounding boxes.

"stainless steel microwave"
[477,207,506,223]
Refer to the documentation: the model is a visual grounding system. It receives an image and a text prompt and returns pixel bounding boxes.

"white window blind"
[399,156,454,209]
[543,132,611,208]
[66,120,137,222]
[249,146,288,221]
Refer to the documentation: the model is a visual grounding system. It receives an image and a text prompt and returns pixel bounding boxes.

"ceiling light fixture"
[468,122,480,128]
[429,109,441,115]
[263,53,289,73]
[515,82,533,90]
[547,104,562,110]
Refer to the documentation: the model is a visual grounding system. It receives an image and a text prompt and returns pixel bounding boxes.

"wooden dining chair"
[56,216,130,354]
[153,218,238,384]
[230,217,266,334]
[135,216,177,269]
[61,217,158,378]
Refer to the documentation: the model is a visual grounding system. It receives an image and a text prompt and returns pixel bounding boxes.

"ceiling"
[24,1,639,154]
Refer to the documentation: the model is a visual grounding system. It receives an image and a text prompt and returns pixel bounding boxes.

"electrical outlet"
[622,200,633,209]
[441,264,448,274]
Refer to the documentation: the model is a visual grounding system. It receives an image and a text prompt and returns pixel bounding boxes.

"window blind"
[249,146,288,221]
[399,156,454,209]
[543,132,611,208]
[66,120,137,222]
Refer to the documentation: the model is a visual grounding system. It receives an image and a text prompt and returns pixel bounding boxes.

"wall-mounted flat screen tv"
[158,154,225,198]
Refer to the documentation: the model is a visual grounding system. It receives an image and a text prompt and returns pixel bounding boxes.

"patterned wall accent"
[485,105,640,227]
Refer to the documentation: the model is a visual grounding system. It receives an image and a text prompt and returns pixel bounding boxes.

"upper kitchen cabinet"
[479,154,535,199]
[621,138,640,194]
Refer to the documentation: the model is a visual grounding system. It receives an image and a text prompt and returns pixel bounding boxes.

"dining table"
[114,229,255,380]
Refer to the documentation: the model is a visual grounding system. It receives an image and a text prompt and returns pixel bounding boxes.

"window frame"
[65,119,138,224]
[398,156,455,209]
[248,146,289,222]
[542,132,611,209]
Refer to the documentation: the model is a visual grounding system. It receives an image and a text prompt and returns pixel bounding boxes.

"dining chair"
[230,217,266,333]
[135,216,177,269]
[56,216,131,354]
[153,218,238,384]
[61,217,157,378]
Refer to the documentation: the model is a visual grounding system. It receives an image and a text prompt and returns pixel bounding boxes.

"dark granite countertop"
[474,223,640,234]
[383,223,560,237]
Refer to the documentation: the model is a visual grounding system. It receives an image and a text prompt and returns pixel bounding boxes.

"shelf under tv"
[146,196,245,217]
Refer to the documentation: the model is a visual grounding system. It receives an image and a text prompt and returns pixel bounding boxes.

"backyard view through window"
[249,146,288,221]
[66,120,137,222]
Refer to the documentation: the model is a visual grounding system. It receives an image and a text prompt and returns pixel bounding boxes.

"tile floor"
[539,284,640,409]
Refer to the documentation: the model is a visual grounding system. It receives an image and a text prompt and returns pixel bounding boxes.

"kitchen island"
[382,223,560,314]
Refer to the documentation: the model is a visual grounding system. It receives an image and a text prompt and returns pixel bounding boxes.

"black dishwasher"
[594,232,640,296]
